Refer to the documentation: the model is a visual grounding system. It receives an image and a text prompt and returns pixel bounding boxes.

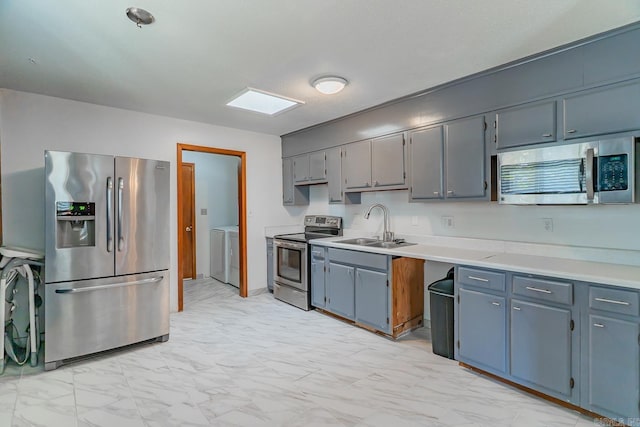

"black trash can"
[428,268,455,359]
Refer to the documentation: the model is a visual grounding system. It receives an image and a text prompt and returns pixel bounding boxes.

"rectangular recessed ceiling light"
[226,88,303,116]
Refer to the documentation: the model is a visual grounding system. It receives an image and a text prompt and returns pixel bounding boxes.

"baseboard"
[249,287,270,296]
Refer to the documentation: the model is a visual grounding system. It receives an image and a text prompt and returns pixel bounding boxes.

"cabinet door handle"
[567,129,577,134]
[374,180,379,186]
[433,191,440,196]
[492,302,501,307]
[593,323,605,328]
[468,276,489,282]
[594,297,630,306]
[447,190,454,195]
[525,286,552,294]
[512,306,521,310]
[542,133,552,138]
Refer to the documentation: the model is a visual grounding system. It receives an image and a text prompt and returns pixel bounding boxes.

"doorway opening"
[177,143,247,312]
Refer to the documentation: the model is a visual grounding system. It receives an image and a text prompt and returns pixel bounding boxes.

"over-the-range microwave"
[498,136,639,204]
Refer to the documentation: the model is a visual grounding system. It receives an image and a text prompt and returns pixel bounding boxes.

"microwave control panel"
[598,154,629,192]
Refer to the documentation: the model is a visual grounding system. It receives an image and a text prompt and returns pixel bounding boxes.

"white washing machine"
[210,226,239,287]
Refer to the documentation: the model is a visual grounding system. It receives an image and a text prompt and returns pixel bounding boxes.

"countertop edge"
[309,237,640,291]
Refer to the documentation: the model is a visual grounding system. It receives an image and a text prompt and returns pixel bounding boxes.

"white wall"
[182,151,239,277]
[300,185,640,252]
[0,89,292,311]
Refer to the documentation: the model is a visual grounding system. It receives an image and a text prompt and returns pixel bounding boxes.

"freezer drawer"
[44,271,169,368]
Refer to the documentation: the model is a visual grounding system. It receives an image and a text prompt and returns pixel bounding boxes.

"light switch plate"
[201,208,207,215]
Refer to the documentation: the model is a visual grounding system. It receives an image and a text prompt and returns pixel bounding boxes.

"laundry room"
[181,151,240,289]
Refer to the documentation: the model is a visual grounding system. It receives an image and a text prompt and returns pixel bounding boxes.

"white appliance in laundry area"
[210,226,239,287]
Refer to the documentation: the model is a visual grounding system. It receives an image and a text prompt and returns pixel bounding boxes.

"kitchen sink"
[336,238,380,245]
[366,241,416,249]
[336,237,416,249]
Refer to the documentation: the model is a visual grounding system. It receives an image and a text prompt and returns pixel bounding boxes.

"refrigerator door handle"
[117,177,124,251]
[55,276,164,294]
[106,177,114,252]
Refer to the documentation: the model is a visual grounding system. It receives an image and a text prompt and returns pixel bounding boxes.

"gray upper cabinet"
[495,100,556,150]
[371,133,407,189]
[409,126,444,200]
[293,151,326,184]
[309,151,327,181]
[510,299,573,398]
[282,158,309,206]
[445,115,487,199]
[327,147,361,205]
[563,79,640,140]
[343,133,407,193]
[343,140,372,191]
[582,28,640,86]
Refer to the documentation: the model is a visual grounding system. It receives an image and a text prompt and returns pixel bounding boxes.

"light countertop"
[309,236,640,290]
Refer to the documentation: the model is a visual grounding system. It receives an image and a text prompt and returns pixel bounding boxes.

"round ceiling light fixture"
[126,7,155,28]
[312,76,348,95]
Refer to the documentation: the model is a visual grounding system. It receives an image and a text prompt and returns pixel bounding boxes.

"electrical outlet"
[441,216,455,229]
[411,216,419,226]
[200,208,207,215]
[542,218,554,232]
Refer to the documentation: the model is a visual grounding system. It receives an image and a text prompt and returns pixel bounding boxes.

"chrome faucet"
[364,203,394,242]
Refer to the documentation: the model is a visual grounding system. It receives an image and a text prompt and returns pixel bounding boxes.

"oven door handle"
[274,240,306,250]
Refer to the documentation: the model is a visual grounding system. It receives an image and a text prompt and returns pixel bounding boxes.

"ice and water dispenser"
[56,202,96,248]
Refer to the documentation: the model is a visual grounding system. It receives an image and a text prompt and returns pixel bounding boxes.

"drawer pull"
[512,306,521,310]
[468,275,489,282]
[525,286,552,294]
[594,297,630,306]
[491,302,501,307]
[593,323,605,328]
[567,129,577,134]
[542,133,552,138]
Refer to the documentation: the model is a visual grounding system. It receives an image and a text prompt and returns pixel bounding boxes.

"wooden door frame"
[177,143,248,311]
[181,162,197,280]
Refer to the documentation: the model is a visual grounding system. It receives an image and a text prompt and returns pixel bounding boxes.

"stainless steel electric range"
[273,215,342,310]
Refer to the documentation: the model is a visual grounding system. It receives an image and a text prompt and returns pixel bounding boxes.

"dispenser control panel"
[56,202,95,217]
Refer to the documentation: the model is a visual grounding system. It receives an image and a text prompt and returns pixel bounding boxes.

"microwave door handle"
[585,148,595,201]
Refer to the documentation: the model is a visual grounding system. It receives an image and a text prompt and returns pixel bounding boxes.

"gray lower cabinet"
[310,246,326,308]
[582,285,640,420]
[495,100,556,149]
[326,262,355,320]
[563,79,640,140]
[327,147,361,204]
[409,125,444,200]
[445,115,487,199]
[510,299,572,398]
[282,158,309,206]
[355,268,389,333]
[457,287,507,373]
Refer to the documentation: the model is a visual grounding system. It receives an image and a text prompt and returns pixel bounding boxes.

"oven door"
[273,239,308,291]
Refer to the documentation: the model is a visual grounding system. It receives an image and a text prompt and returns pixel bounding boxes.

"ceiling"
[2,1,640,137]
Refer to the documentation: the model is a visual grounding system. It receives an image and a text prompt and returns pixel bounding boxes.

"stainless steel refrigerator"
[44,151,170,370]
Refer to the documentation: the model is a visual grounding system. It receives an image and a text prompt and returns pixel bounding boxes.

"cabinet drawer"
[512,276,572,305]
[589,286,639,317]
[328,248,387,271]
[310,247,325,260]
[457,267,505,292]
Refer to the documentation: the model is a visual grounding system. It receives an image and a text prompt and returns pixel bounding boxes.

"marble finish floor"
[1,279,600,426]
